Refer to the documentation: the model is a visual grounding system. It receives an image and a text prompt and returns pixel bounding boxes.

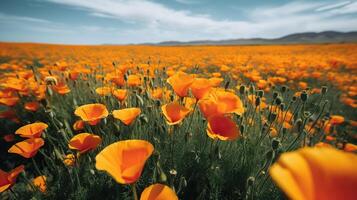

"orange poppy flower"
[140,183,178,200]
[15,122,48,138]
[199,90,244,118]
[8,138,44,158]
[73,120,85,131]
[74,103,109,125]
[344,143,357,152]
[95,87,112,96]
[161,102,191,125]
[32,175,46,193]
[150,88,163,100]
[63,154,76,166]
[95,140,154,184]
[112,89,127,102]
[53,82,71,95]
[208,77,223,87]
[270,147,357,200]
[190,78,212,100]
[0,96,19,107]
[112,108,141,125]
[167,72,194,97]
[207,115,240,141]
[0,165,24,193]
[24,101,40,112]
[68,133,101,154]
[329,115,344,125]
[127,75,142,87]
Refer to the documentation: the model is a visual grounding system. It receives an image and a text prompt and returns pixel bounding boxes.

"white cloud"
[5,0,357,43]
[0,12,51,23]
[316,1,351,11]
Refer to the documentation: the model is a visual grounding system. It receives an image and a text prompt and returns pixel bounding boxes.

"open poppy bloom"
[127,75,142,87]
[74,103,109,125]
[0,165,24,193]
[0,96,19,107]
[95,87,112,96]
[8,138,45,158]
[270,147,357,200]
[15,122,48,138]
[190,78,212,100]
[68,133,101,154]
[161,102,191,125]
[199,89,244,118]
[150,88,163,100]
[112,108,141,125]
[32,175,46,193]
[52,82,71,95]
[329,115,344,125]
[140,183,178,200]
[207,115,240,141]
[112,89,127,102]
[95,140,154,184]
[167,72,194,97]
[24,101,40,112]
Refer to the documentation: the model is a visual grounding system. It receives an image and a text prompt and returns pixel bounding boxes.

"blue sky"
[0,0,357,44]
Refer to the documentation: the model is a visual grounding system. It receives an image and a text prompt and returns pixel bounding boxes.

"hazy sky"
[0,0,357,44]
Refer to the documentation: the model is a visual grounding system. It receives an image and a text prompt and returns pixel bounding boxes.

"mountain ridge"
[141,31,357,46]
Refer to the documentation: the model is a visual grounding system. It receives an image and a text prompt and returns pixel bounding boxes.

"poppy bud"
[321,86,328,94]
[247,176,255,186]
[155,100,161,107]
[266,150,274,160]
[257,90,264,98]
[280,103,285,111]
[255,97,261,107]
[281,85,287,93]
[240,125,245,135]
[300,91,308,102]
[273,92,278,99]
[272,138,280,150]
[275,97,282,105]
[295,119,303,132]
[249,85,255,94]
[224,81,230,90]
[292,96,297,102]
[239,85,246,95]
[269,112,277,123]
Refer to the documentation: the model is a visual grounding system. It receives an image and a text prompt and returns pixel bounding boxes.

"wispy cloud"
[0,12,51,23]
[316,1,351,11]
[174,0,200,5]
[3,0,357,44]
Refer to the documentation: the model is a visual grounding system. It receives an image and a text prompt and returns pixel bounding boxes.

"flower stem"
[131,183,138,200]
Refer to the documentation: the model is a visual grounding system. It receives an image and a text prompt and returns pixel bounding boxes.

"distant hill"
[145,31,357,46]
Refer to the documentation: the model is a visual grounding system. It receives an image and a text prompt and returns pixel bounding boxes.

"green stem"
[131,183,138,200]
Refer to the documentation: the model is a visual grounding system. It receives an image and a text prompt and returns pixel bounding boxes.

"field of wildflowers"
[0,42,356,199]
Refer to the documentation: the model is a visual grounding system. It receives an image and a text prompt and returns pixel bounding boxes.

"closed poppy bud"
[15,122,48,138]
[300,91,308,102]
[255,97,261,107]
[270,147,357,200]
[95,140,154,184]
[68,133,101,154]
[321,86,328,94]
[207,115,240,141]
[8,138,45,158]
[63,154,76,166]
[239,85,246,95]
[112,108,141,125]
[140,183,178,200]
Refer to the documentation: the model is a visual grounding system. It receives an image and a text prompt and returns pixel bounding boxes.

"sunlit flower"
[74,103,109,125]
[270,147,357,200]
[161,102,191,125]
[32,175,46,193]
[68,133,101,154]
[207,115,240,141]
[15,122,48,138]
[95,140,154,184]
[167,72,194,97]
[112,89,127,102]
[0,165,24,193]
[140,183,178,200]
[8,138,45,158]
[112,108,141,125]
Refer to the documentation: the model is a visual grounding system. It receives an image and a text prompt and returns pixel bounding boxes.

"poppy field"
[0,42,356,199]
